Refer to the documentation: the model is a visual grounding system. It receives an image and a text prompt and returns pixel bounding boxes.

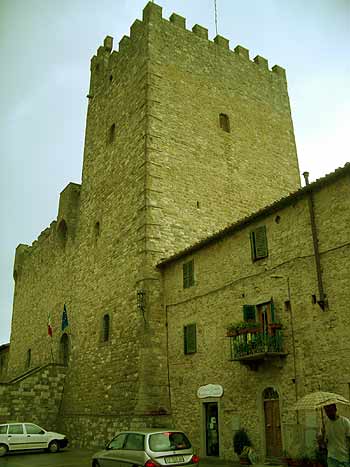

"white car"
[0,422,68,456]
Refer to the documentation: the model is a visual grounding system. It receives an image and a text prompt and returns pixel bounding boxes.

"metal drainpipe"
[303,172,327,310]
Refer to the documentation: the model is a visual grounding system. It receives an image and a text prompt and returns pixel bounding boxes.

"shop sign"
[197,384,223,399]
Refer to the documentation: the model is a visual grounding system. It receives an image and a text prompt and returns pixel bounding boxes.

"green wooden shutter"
[270,301,275,322]
[184,324,197,354]
[183,260,194,288]
[250,231,256,260]
[243,305,256,321]
[183,263,188,288]
[188,260,194,286]
[255,225,268,259]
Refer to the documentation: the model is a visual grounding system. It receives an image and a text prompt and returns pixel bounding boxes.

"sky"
[0,0,349,345]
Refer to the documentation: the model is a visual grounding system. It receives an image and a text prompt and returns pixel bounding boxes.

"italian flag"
[47,312,53,337]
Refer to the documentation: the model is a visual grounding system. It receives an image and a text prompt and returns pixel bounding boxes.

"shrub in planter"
[233,428,251,456]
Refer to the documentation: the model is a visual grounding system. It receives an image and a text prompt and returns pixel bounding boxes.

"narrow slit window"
[103,314,110,342]
[219,113,230,132]
[108,123,116,144]
[25,349,31,369]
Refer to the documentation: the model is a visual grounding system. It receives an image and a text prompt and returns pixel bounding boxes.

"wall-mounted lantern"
[137,289,146,313]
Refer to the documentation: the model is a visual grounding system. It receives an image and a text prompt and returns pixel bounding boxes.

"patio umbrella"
[293,391,350,411]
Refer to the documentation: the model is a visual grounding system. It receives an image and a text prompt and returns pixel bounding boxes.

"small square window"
[183,260,195,289]
[184,324,197,354]
[250,225,268,261]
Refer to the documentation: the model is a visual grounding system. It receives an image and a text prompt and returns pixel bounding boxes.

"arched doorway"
[263,387,283,458]
[59,333,70,366]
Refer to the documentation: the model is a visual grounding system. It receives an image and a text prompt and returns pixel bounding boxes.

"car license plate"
[165,456,184,464]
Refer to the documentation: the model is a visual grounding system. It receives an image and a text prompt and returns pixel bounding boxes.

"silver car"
[92,429,199,467]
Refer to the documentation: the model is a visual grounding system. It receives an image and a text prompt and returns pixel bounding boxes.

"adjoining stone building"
[4,1,347,462]
[158,164,350,461]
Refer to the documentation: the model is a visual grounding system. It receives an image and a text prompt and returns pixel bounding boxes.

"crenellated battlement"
[13,183,81,280]
[87,1,287,99]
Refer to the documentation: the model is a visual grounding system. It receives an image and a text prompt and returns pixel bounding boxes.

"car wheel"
[92,461,101,467]
[0,444,8,457]
[48,440,60,453]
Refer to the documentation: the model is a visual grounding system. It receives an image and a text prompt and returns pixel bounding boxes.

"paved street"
[0,448,282,467]
[0,448,95,467]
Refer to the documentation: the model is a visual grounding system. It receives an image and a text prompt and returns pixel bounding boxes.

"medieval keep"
[2,2,349,463]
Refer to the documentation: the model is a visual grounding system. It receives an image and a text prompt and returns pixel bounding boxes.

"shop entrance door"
[205,402,219,456]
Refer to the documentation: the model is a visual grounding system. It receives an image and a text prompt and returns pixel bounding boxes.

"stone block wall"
[0,364,66,431]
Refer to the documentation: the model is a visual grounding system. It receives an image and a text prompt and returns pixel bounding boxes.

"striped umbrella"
[294,391,350,411]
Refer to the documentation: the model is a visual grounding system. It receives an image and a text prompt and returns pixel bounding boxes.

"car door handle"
[27,435,31,437]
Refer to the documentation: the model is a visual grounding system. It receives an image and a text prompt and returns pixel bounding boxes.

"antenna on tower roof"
[214,0,218,36]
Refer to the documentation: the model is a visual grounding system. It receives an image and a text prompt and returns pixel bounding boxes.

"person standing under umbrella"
[318,403,350,467]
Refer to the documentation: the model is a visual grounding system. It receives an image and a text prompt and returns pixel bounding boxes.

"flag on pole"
[61,304,69,331]
[47,312,53,337]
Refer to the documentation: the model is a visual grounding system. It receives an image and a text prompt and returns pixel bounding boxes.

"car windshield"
[149,432,191,452]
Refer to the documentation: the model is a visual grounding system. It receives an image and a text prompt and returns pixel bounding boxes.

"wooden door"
[264,399,282,457]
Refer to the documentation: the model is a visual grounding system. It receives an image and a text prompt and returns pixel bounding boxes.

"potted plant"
[312,447,327,467]
[227,321,262,336]
[282,450,292,465]
[269,321,283,330]
[286,452,312,466]
[233,428,252,465]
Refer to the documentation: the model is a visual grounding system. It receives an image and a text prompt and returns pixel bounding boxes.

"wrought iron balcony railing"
[229,330,287,361]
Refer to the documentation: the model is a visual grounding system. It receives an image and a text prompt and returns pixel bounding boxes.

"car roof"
[116,428,183,435]
[0,422,41,426]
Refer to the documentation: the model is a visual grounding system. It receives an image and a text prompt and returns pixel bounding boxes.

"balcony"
[228,325,287,369]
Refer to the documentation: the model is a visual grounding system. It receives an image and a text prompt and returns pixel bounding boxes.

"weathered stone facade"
[6,0,304,453]
[159,165,350,461]
[0,364,66,430]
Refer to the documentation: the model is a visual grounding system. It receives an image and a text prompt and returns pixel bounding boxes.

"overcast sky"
[1,0,349,345]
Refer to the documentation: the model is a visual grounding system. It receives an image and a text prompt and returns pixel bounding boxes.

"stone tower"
[8,2,300,445]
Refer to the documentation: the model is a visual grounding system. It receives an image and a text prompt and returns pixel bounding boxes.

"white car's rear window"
[0,425,8,434]
[149,432,191,452]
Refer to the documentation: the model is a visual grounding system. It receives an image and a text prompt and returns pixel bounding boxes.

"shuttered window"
[183,260,195,289]
[243,304,256,321]
[184,324,197,354]
[250,225,268,261]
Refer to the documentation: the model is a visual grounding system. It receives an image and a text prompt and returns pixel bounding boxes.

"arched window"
[57,220,68,249]
[219,113,230,133]
[60,333,70,366]
[102,314,110,342]
[263,387,279,400]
